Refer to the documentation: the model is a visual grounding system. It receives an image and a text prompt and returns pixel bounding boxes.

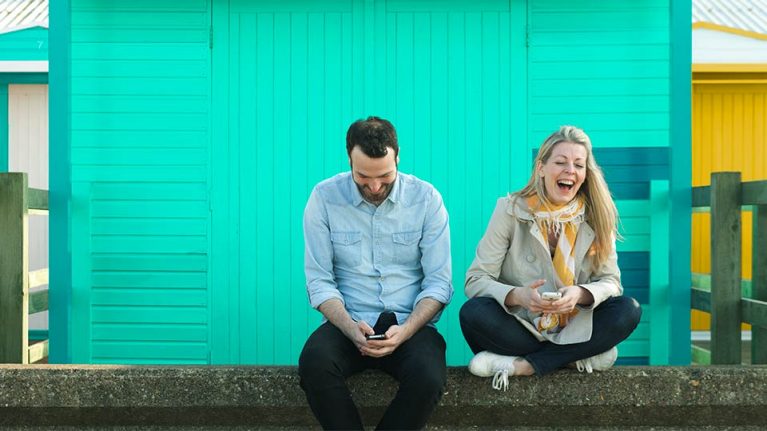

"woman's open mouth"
[557,180,574,192]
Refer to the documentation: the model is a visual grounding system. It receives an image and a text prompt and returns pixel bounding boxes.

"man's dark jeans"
[299,322,447,430]
[460,295,642,375]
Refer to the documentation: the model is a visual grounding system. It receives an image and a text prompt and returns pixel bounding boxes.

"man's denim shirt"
[304,172,453,328]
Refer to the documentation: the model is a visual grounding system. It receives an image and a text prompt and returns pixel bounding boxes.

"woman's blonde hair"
[516,125,619,269]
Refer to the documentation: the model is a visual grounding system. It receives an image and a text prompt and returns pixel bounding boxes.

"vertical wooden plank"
[395,12,414,173]
[240,13,258,364]
[324,12,343,176]
[49,0,72,365]
[210,0,232,365]
[752,204,767,364]
[256,12,276,364]
[290,11,310,361]
[0,173,29,363]
[273,11,292,364]
[429,12,448,196]
[447,11,466,366]
[509,0,527,192]
[412,12,430,179]
[710,172,742,364]
[664,0,691,364]
[649,180,670,364]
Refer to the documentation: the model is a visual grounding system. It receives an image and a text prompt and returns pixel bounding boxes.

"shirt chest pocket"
[331,231,362,267]
[392,230,422,265]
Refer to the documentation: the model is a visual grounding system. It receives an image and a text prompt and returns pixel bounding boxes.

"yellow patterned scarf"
[526,195,585,333]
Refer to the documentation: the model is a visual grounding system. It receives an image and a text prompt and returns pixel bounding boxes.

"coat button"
[526,254,536,263]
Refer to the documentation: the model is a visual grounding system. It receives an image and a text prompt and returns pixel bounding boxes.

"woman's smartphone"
[541,291,562,301]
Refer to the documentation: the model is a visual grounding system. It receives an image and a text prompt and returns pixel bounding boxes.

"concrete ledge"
[1,365,766,427]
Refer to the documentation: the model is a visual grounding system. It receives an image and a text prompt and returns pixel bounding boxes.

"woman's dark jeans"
[459,295,642,375]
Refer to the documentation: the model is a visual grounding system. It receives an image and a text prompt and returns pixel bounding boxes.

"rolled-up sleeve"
[415,189,453,307]
[304,187,343,309]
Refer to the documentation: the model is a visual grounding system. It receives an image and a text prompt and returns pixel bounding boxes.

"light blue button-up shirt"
[303,171,453,328]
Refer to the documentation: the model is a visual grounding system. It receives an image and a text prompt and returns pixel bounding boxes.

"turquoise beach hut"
[47,0,691,366]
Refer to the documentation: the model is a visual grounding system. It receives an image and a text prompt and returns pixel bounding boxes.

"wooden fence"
[0,172,49,364]
[691,172,767,364]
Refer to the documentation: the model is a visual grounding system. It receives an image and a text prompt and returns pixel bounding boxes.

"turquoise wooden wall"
[0,27,48,61]
[59,0,687,365]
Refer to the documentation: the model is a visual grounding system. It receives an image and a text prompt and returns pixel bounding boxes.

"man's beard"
[356,181,395,205]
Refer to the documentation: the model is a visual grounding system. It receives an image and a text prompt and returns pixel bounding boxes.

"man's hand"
[345,320,375,351]
[360,324,410,357]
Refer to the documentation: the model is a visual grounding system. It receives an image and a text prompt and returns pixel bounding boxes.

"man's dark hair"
[346,116,399,158]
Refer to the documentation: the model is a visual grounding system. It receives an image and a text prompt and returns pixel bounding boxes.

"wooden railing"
[0,172,49,364]
[691,172,767,364]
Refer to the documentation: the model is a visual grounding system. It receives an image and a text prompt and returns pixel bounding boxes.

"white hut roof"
[693,0,767,36]
[0,0,48,34]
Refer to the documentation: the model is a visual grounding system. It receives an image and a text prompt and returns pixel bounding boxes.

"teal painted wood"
[63,0,677,365]
[0,27,48,61]
[0,84,7,171]
[69,0,212,364]
[668,0,692,365]
[215,0,524,366]
[649,180,670,364]
[528,0,672,362]
[49,0,72,364]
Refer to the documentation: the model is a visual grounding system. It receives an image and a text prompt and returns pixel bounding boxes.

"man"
[299,116,453,430]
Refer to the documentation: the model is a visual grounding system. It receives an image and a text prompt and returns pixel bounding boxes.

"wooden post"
[753,204,767,364]
[710,172,742,365]
[0,173,29,363]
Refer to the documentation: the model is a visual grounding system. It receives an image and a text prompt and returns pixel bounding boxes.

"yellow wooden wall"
[692,73,767,330]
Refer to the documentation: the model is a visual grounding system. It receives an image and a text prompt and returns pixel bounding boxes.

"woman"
[460,125,642,390]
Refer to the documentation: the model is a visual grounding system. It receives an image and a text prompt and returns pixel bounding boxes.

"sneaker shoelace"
[576,358,594,373]
[492,369,509,391]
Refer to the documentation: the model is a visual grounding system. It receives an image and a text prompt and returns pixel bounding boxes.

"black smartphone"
[368,311,397,339]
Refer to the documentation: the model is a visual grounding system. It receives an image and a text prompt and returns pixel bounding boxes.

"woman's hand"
[505,279,559,313]
[548,285,595,314]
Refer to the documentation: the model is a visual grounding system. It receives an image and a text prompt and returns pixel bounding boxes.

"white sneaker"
[468,351,518,391]
[575,346,618,373]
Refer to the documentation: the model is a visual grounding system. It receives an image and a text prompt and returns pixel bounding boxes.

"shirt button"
[380,277,385,282]
[526,255,536,263]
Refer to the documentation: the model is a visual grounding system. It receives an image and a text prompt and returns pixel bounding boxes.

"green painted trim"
[0,73,47,85]
[668,0,692,365]
[210,0,231,364]
[49,0,72,363]
[691,273,753,298]
[649,180,670,364]
[691,345,711,365]
[0,84,7,172]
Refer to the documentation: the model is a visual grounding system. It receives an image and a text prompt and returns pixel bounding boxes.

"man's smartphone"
[367,311,397,340]
[541,291,562,301]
